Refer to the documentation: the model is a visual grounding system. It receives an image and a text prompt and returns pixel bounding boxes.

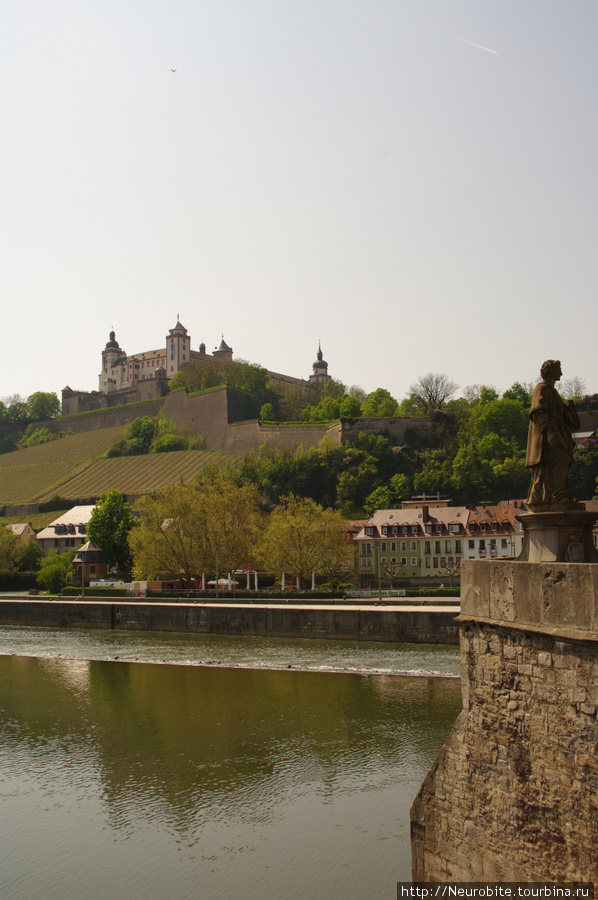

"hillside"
[0,425,239,509]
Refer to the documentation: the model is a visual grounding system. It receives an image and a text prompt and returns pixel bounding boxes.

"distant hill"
[0,424,239,514]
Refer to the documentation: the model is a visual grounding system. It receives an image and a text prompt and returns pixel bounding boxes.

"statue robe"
[525,382,578,505]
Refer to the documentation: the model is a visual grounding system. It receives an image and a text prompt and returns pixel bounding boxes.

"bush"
[152,434,188,453]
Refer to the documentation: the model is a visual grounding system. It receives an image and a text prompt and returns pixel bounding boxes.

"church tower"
[165,317,190,377]
[309,342,330,386]
[100,331,127,392]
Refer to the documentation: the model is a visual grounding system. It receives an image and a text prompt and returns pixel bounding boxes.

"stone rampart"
[333,416,434,444]
[52,388,435,455]
[411,559,598,884]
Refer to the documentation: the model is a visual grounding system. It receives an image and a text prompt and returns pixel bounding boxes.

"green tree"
[502,382,531,407]
[258,495,349,588]
[339,395,362,417]
[361,388,399,417]
[0,527,19,578]
[27,391,61,421]
[37,549,75,593]
[469,398,529,447]
[18,426,60,448]
[130,476,261,587]
[260,402,275,421]
[87,490,136,570]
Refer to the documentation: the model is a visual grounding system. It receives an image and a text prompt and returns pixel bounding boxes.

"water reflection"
[0,655,461,900]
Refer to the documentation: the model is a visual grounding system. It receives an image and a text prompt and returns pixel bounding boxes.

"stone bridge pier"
[411,557,598,884]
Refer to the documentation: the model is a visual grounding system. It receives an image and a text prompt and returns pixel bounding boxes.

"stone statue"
[525,360,580,507]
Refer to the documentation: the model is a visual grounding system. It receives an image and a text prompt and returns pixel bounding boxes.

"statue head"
[540,359,562,382]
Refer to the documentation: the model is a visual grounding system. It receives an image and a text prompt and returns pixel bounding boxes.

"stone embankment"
[411,560,598,883]
[0,598,459,644]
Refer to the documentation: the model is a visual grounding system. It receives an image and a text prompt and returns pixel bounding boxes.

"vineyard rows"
[0,426,125,468]
[0,425,238,505]
[39,451,238,500]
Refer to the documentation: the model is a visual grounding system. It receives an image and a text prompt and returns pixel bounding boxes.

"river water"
[0,627,462,900]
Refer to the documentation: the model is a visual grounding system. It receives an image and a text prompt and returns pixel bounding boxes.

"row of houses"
[352,500,526,585]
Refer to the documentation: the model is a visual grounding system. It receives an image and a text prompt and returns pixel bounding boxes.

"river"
[0,627,461,900]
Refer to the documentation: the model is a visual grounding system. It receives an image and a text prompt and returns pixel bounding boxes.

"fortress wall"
[54,388,435,456]
[411,560,598,884]
[161,388,234,450]
[54,399,165,434]
[223,421,329,455]
[337,416,434,443]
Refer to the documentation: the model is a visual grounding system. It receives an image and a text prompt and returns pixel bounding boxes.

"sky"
[1,0,597,405]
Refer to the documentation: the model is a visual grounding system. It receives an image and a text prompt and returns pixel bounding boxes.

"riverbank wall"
[411,559,598,883]
[0,599,459,644]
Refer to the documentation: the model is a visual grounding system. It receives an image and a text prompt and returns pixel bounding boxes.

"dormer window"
[401,526,408,534]
[491,523,498,531]
[480,523,487,532]
[382,526,389,535]
[411,526,418,534]
[365,527,374,536]
[436,525,442,534]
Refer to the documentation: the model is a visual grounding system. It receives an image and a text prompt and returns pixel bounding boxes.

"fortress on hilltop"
[62,318,331,416]
[56,317,433,457]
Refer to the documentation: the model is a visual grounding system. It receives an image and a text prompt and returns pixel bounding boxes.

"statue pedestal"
[517,504,598,563]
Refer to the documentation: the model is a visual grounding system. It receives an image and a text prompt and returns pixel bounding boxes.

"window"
[401,526,408,534]
[425,525,432,534]
[401,557,407,566]
[391,557,396,563]
[411,557,417,566]
[392,526,398,535]
[411,526,418,535]
[361,559,372,568]
[382,526,388,535]
[89,565,96,575]
[401,541,407,551]
[361,543,372,556]
[468,539,475,549]
[365,527,374,536]
[436,525,442,534]
[445,541,451,552]
[455,540,462,553]
[480,523,487,532]
[470,524,477,533]
[448,557,453,566]
[491,523,498,531]
[440,557,446,568]
[381,542,387,551]
[391,542,396,551]
[501,539,508,549]
[433,557,439,568]
[435,541,441,553]
[381,557,387,564]
[449,524,460,533]
[479,540,486,551]
[424,541,431,554]
[425,558,431,569]
[411,541,417,551]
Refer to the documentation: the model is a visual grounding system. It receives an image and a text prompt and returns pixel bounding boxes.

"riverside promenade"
[0,595,460,644]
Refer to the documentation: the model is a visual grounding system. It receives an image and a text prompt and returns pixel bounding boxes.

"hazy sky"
[1,0,596,404]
